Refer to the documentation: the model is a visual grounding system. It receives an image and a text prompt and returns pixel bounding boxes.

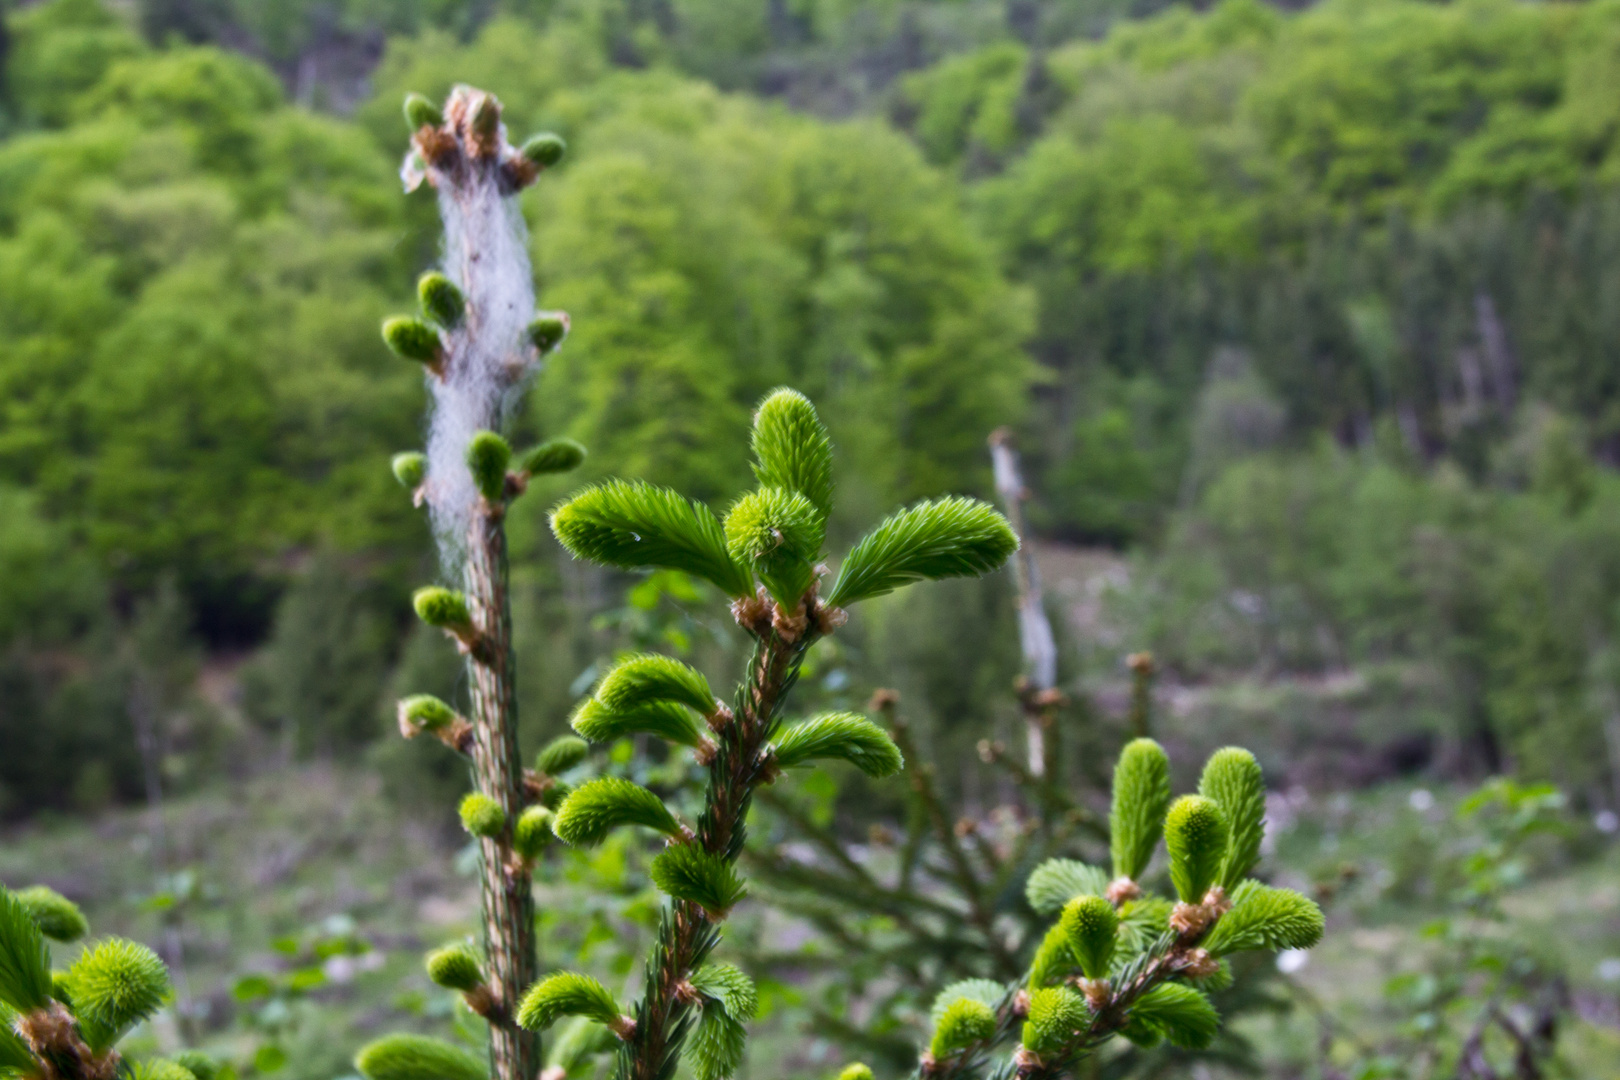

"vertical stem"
[990,430,1057,778]
[621,626,812,1080]
[465,508,540,1080]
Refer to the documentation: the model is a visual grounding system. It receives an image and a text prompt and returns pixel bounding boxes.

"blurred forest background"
[4,0,1620,1076]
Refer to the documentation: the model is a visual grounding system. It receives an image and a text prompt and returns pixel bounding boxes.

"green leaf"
[15,886,88,943]
[571,698,707,750]
[417,272,464,329]
[1198,748,1266,890]
[825,497,1017,607]
[517,439,586,476]
[551,480,752,597]
[67,938,170,1051]
[466,432,512,502]
[1164,795,1229,904]
[0,887,52,1013]
[1059,896,1118,980]
[1021,986,1087,1057]
[1027,922,1076,990]
[458,793,505,839]
[536,736,589,776]
[356,1034,485,1080]
[1025,859,1111,916]
[1200,882,1324,956]
[771,713,903,778]
[752,388,834,520]
[930,997,996,1058]
[648,844,746,917]
[1124,983,1218,1049]
[516,973,621,1031]
[595,653,716,716]
[424,944,482,992]
[1109,738,1171,882]
[1118,896,1174,953]
[552,777,682,847]
[928,979,1003,1026]
[723,488,820,606]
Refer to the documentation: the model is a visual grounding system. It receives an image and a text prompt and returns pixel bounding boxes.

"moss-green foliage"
[424,944,482,991]
[0,888,53,1012]
[466,432,512,502]
[1201,881,1325,956]
[723,487,820,605]
[457,793,505,838]
[355,1033,487,1080]
[1025,858,1112,916]
[1110,738,1171,881]
[826,498,1019,608]
[771,713,904,778]
[535,735,589,776]
[515,972,621,1031]
[1021,986,1088,1057]
[1122,983,1218,1050]
[14,885,88,943]
[550,480,752,598]
[551,777,681,846]
[66,938,170,1050]
[594,654,715,717]
[687,963,756,1080]
[929,997,996,1058]
[647,841,746,916]
[1059,895,1118,979]
[1198,748,1266,889]
[1163,795,1229,903]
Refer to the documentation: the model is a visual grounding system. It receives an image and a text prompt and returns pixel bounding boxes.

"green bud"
[458,793,506,839]
[1110,738,1171,882]
[1164,795,1229,904]
[398,694,457,736]
[15,886,88,943]
[466,431,512,502]
[535,735,589,776]
[513,807,554,861]
[67,938,169,1050]
[403,93,443,130]
[392,452,426,490]
[382,317,442,366]
[1059,895,1118,979]
[413,587,472,631]
[418,272,464,329]
[425,944,483,992]
[1021,986,1087,1057]
[540,780,571,810]
[356,1034,485,1080]
[517,438,586,476]
[836,1067,873,1080]
[930,997,995,1059]
[1198,747,1266,890]
[520,134,566,168]
[527,313,569,354]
